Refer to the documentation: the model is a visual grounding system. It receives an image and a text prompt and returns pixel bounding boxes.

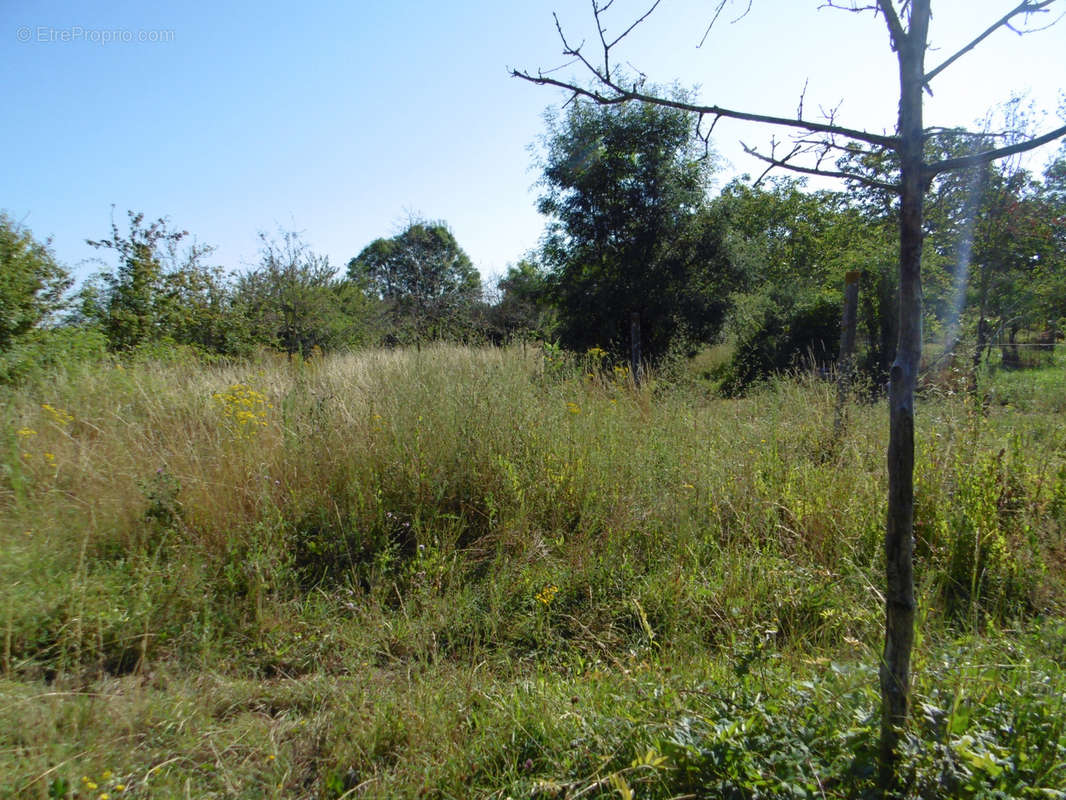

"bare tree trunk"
[834,270,861,439]
[879,3,929,794]
[630,310,642,388]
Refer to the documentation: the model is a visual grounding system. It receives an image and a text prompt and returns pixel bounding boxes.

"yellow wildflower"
[566,401,581,414]
[535,584,559,606]
[41,404,74,426]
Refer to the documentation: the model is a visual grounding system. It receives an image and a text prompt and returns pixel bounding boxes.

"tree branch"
[874,0,908,52]
[924,123,1066,177]
[925,1,1059,84]
[511,69,900,149]
[698,0,753,47]
[921,126,1006,143]
[742,141,900,191]
[605,0,663,49]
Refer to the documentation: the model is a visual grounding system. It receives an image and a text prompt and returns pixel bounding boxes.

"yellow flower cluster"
[212,383,272,437]
[81,769,124,797]
[41,403,74,427]
[16,427,56,468]
[535,584,559,606]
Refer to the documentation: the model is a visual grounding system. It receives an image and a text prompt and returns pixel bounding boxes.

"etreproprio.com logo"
[16,25,175,44]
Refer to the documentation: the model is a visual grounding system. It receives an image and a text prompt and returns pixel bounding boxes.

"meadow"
[1,345,1064,799]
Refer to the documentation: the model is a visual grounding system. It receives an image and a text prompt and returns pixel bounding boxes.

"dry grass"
[1,345,1063,797]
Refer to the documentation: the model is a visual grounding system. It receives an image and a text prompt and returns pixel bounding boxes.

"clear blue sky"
[3,0,1063,287]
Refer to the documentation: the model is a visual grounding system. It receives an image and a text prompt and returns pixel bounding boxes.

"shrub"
[722,288,841,394]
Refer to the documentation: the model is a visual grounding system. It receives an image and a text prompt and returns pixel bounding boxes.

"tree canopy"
[348,220,481,343]
[537,96,733,361]
[0,213,71,352]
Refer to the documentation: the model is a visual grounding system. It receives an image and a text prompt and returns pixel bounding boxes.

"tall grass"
[1,345,1063,797]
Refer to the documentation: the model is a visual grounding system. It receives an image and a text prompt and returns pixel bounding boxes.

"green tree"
[84,210,190,351]
[82,209,249,355]
[0,213,71,352]
[348,220,481,344]
[709,178,898,389]
[537,96,731,362]
[238,230,357,357]
[490,258,557,342]
[1032,152,1066,328]
[921,113,1063,378]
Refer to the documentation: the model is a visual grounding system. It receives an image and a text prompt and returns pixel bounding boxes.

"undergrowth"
[1,345,1063,798]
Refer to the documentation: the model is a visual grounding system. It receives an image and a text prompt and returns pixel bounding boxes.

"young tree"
[348,219,481,344]
[83,209,247,355]
[514,1,1066,792]
[0,213,71,352]
[85,209,191,351]
[238,230,353,358]
[536,97,732,362]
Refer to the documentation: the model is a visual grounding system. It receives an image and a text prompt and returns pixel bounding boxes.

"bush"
[0,325,108,386]
[722,288,841,395]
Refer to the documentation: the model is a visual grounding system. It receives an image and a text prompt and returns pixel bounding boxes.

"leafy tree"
[490,258,558,342]
[536,96,731,362]
[0,213,71,352]
[348,220,481,344]
[920,112,1064,380]
[82,209,248,355]
[1032,153,1066,327]
[238,230,358,358]
[711,178,898,388]
[84,210,191,351]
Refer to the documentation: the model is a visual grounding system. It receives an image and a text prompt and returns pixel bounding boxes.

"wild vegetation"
[3,5,1065,794]
[1,345,1064,798]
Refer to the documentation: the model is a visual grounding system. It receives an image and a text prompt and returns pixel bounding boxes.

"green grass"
[1,345,1064,798]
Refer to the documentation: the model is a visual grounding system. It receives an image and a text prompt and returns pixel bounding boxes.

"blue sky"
[3,1,1064,287]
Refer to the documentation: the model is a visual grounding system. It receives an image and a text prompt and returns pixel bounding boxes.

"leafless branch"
[511,68,899,149]
[921,126,1007,142]
[741,140,900,190]
[604,0,663,49]
[924,122,1066,177]
[588,0,664,81]
[820,1,880,11]
[593,1,613,79]
[924,1,1059,83]
[698,0,753,48]
[819,1,908,52]
[1007,7,1066,32]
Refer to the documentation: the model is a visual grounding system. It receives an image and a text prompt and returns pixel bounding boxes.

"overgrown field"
[2,346,1065,798]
